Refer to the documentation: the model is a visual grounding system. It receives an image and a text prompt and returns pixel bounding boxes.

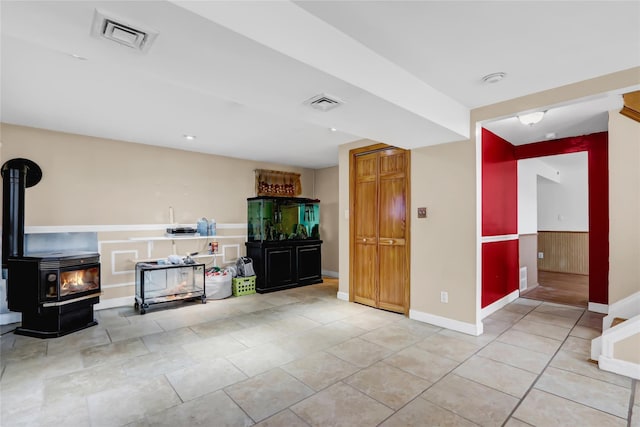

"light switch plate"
[417,207,427,218]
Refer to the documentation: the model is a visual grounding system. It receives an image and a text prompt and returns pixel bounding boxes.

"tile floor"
[1,281,638,426]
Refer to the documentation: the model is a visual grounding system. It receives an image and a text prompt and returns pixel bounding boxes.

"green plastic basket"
[232,276,256,296]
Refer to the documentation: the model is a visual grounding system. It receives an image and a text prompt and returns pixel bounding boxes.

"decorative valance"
[255,169,301,197]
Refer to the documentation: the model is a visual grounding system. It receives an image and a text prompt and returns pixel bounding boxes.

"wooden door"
[377,149,408,312]
[350,145,410,314]
[352,151,378,307]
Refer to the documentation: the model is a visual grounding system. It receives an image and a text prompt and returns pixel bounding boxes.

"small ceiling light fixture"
[545,132,557,139]
[518,111,545,126]
[329,127,337,132]
[481,72,506,84]
[183,134,196,141]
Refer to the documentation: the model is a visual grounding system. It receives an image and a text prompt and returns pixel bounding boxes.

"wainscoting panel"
[538,231,589,275]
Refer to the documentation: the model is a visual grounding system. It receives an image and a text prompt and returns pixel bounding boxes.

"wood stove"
[2,158,101,338]
[7,252,100,338]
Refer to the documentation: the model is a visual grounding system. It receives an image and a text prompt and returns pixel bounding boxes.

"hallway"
[521,271,589,307]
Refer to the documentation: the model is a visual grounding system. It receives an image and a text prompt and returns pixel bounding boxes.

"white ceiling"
[1,1,639,168]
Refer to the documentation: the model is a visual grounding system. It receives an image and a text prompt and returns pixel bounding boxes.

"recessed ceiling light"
[545,132,557,139]
[70,53,88,60]
[183,134,196,141]
[329,127,337,132]
[481,72,506,84]
[518,111,545,126]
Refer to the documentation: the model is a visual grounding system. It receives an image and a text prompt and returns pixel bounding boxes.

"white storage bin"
[206,274,232,299]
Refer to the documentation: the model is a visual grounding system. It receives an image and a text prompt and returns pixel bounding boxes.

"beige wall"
[0,124,315,226]
[608,112,640,303]
[410,140,477,324]
[314,166,339,274]
[614,333,640,364]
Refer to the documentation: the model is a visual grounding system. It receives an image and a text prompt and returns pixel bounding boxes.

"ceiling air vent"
[304,94,344,112]
[91,9,158,53]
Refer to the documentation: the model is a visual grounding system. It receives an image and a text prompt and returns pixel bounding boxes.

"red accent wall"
[514,132,609,304]
[482,129,518,236]
[482,128,519,308]
[482,240,520,308]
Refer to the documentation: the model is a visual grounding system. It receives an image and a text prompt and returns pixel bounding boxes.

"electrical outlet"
[440,291,448,303]
[538,252,544,259]
[417,207,427,218]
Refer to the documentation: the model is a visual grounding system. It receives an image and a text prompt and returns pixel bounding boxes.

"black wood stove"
[2,158,100,338]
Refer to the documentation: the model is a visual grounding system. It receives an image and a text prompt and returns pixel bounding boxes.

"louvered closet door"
[351,146,409,314]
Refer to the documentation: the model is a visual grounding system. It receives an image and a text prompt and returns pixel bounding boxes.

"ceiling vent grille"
[304,94,344,112]
[91,9,158,53]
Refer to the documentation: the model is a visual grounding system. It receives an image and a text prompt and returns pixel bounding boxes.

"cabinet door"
[296,244,322,283]
[265,246,294,289]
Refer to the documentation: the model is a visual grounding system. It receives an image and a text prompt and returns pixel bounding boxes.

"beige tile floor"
[1,280,637,427]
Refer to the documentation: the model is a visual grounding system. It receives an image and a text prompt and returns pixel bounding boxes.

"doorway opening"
[518,152,589,307]
[514,132,609,310]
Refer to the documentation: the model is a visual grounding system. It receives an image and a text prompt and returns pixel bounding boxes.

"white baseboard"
[336,291,349,301]
[588,302,609,314]
[605,292,640,325]
[0,311,21,326]
[409,309,483,336]
[95,296,132,311]
[598,355,640,380]
[322,270,339,278]
[481,290,519,319]
[603,292,640,329]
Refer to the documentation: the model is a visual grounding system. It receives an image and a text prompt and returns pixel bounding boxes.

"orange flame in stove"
[61,271,84,287]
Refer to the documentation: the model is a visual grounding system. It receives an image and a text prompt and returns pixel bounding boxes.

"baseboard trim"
[409,309,483,336]
[481,290,520,319]
[322,270,339,278]
[589,302,609,314]
[598,355,640,380]
[95,296,132,311]
[0,311,21,326]
[336,291,349,301]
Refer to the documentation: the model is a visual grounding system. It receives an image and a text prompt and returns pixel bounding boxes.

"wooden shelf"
[128,233,246,263]
[131,254,221,263]
[129,235,246,242]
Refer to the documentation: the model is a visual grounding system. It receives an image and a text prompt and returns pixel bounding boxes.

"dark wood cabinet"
[246,240,323,293]
[265,246,295,289]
